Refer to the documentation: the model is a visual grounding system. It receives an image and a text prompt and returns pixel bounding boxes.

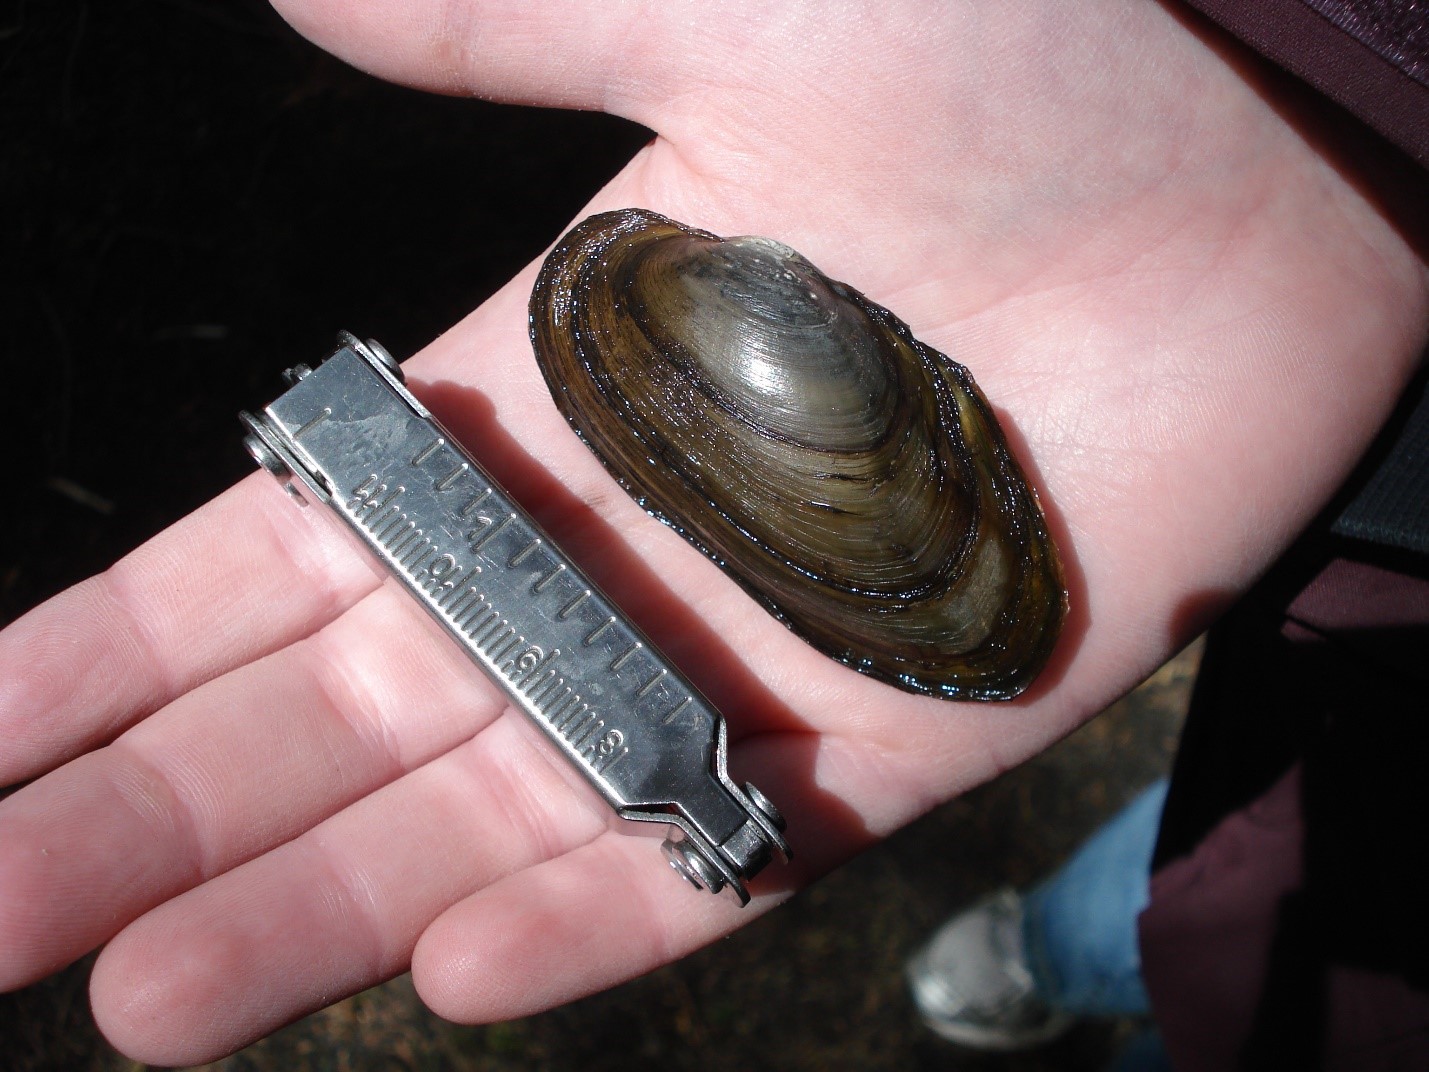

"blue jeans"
[1022,779,1169,1017]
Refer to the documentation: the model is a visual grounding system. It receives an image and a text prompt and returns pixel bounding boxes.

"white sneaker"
[906,888,1075,1051]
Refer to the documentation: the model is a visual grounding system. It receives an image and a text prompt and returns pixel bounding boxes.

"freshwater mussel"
[529,209,1065,700]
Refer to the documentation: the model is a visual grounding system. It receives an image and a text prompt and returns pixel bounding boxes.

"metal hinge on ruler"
[240,333,790,904]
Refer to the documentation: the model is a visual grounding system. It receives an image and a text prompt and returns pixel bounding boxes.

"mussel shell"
[529,209,1065,700]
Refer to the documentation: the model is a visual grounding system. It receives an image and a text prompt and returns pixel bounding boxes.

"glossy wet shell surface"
[529,209,1065,700]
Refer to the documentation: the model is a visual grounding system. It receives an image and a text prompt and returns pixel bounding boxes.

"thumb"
[268,0,702,119]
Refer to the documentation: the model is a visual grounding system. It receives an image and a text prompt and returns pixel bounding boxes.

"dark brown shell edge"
[528,208,1066,701]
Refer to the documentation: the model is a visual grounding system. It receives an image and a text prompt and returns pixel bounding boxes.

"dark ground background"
[1,3,1197,1069]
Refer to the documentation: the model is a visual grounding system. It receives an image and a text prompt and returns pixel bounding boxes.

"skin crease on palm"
[1,0,1426,1064]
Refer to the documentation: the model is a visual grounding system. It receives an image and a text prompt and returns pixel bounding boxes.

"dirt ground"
[3,3,1198,1069]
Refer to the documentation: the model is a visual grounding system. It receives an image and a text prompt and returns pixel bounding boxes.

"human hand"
[2,1,1424,1063]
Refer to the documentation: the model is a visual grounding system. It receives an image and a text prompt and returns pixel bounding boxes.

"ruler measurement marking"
[480,625,515,656]
[384,521,420,553]
[370,490,404,519]
[350,474,628,766]
[507,652,536,683]
[526,673,557,703]
[395,528,433,562]
[553,700,587,732]
[488,632,523,666]
[527,671,564,705]
[443,585,481,615]
[544,690,577,724]
[533,563,565,592]
[635,669,666,699]
[485,624,518,653]
[508,539,541,567]
[459,602,498,634]
[662,697,692,725]
[392,527,426,557]
[365,500,400,532]
[561,709,595,741]
[469,513,514,552]
[435,462,468,491]
[569,717,604,750]
[553,696,585,729]
[360,493,403,527]
[474,616,511,647]
[563,708,595,736]
[390,526,428,558]
[412,438,444,465]
[559,590,591,619]
[424,576,465,605]
[459,596,495,627]
[402,543,437,572]
[352,471,560,701]
[372,509,409,542]
[547,688,580,720]
[373,484,404,509]
[471,613,504,642]
[435,582,465,608]
[458,489,492,518]
[353,480,629,760]
[611,643,642,671]
[293,407,332,440]
[584,617,616,646]
[349,474,380,507]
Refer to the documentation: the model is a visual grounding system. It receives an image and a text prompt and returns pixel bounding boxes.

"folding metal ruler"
[240,333,790,903]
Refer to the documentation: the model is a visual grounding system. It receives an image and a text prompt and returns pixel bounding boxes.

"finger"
[267,0,691,117]
[418,831,746,1022]
[89,710,609,1067]
[0,252,569,792]
[411,729,921,1024]
[0,173,673,791]
[0,582,504,992]
[0,473,380,786]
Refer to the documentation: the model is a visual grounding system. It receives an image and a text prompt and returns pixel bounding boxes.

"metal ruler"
[240,333,790,904]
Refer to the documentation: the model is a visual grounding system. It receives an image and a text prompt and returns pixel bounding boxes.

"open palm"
[2,1,1424,1064]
